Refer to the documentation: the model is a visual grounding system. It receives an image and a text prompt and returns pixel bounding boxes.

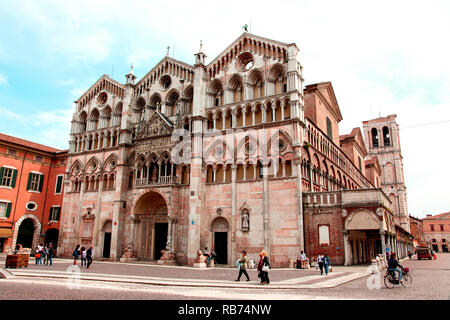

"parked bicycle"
[384,267,412,288]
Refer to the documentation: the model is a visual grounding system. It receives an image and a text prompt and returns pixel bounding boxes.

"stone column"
[231,164,237,266]
[343,230,351,266]
[263,164,270,254]
[380,231,386,262]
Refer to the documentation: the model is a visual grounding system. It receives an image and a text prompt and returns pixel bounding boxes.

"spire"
[125,64,137,85]
[166,45,170,57]
[195,40,206,65]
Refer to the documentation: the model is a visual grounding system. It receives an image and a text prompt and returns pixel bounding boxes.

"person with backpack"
[73,245,80,265]
[235,250,251,282]
[80,247,87,267]
[86,245,94,269]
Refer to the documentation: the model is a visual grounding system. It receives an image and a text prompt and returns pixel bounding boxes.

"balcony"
[135,176,174,187]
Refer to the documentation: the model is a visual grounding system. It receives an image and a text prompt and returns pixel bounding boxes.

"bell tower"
[362,114,410,232]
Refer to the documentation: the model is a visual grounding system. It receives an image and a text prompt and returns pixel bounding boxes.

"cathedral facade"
[58,32,413,267]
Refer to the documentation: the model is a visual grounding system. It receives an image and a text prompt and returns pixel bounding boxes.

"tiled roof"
[0,133,61,153]
[423,212,450,220]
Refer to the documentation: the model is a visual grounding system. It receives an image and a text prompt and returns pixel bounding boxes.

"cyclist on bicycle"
[388,252,404,281]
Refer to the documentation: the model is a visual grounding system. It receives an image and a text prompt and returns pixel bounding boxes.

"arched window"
[371,128,379,147]
[326,117,332,140]
[382,126,390,146]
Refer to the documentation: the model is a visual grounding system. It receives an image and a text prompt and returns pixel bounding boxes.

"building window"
[35,155,43,162]
[432,238,436,243]
[26,202,37,211]
[440,224,444,232]
[443,239,446,243]
[431,224,435,232]
[0,201,12,218]
[326,117,332,140]
[49,206,61,222]
[8,149,17,156]
[358,156,362,172]
[55,175,64,194]
[382,126,390,146]
[371,128,379,147]
[0,167,18,188]
[319,225,330,246]
[27,172,44,192]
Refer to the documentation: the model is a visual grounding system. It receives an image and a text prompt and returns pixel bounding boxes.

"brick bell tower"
[362,114,410,233]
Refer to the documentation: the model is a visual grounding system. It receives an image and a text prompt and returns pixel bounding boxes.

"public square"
[1,253,448,300]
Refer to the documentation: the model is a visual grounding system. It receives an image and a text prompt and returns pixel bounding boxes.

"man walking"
[235,250,251,282]
[86,245,94,269]
[47,243,54,266]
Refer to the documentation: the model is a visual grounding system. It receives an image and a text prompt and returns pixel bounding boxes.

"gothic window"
[382,126,390,146]
[326,117,332,140]
[371,128,379,147]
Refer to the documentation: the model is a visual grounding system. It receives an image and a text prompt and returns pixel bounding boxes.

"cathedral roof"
[305,81,343,122]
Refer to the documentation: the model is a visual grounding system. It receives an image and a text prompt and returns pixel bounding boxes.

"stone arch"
[13,214,42,250]
[132,189,170,216]
[345,209,381,230]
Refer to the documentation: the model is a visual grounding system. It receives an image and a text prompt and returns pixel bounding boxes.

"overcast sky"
[0,0,448,218]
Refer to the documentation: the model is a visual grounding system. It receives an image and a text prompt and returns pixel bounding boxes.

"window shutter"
[11,169,18,188]
[55,207,60,221]
[27,173,32,190]
[38,174,44,192]
[0,167,4,184]
[5,202,12,218]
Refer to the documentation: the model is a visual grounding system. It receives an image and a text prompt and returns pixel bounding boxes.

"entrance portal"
[45,228,59,248]
[212,218,229,265]
[153,223,168,260]
[133,191,169,261]
[16,218,35,248]
[103,232,111,258]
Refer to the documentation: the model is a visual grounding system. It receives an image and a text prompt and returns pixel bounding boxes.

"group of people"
[73,245,94,268]
[34,243,55,266]
[316,253,331,276]
[202,247,217,264]
[236,250,271,285]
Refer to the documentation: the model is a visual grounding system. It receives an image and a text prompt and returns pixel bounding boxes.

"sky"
[0,0,449,218]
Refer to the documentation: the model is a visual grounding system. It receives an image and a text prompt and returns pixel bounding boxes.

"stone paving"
[0,254,369,289]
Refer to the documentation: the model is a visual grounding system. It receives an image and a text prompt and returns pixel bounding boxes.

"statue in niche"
[241,210,250,232]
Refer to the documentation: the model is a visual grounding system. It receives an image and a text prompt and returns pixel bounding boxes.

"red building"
[423,212,450,253]
[0,133,67,253]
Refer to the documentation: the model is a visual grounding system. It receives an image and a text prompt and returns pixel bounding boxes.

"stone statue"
[242,211,249,231]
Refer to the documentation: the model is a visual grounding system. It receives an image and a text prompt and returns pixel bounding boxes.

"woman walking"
[73,245,80,265]
[324,254,331,276]
[258,250,270,285]
[80,247,87,267]
[235,250,251,282]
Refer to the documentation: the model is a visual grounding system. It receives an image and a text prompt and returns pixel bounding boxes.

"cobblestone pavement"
[0,253,448,299]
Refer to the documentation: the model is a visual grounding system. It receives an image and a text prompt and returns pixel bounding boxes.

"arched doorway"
[133,191,169,261]
[45,228,59,248]
[16,218,35,248]
[102,221,112,258]
[212,218,229,265]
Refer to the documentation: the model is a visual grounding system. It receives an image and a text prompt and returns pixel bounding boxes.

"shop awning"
[0,228,13,238]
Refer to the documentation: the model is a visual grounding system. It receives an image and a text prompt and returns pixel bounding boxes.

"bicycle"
[384,267,412,288]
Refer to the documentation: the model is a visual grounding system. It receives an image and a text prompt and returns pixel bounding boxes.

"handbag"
[262,263,269,272]
[329,266,333,272]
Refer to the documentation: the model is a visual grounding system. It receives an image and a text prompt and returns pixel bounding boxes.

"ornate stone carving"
[135,112,173,140]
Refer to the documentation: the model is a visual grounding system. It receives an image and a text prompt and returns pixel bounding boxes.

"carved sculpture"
[195,250,207,263]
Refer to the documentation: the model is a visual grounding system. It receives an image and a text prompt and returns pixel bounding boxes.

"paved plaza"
[0,253,449,300]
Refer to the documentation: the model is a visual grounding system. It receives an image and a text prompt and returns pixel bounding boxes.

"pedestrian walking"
[317,254,325,275]
[36,244,43,265]
[80,247,87,267]
[235,250,251,282]
[86,245,94,269]
[47,243,54,266]
[298,251,307,269]
[407,251,412,260]
[42,244,49,265]
[324,254,331,276]
[73,245,80,265]
[257,250,270,285]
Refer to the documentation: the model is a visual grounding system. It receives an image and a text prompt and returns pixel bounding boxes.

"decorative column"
[380,230,386,261]
[343,229,351,266]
